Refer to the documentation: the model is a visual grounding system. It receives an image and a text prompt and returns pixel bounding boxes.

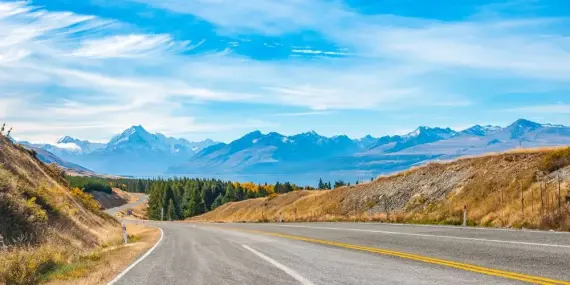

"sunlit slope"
[194,148,570,231]
[0,135,120,284]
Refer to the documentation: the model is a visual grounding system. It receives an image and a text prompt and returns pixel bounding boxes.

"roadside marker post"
[122,223,128,245]
[463,205,467,227]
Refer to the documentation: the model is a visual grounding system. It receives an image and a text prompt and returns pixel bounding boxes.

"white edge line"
[360,221,570,235]
[241,245,316,285]
[269,224,570,249]
[107,227,164,285]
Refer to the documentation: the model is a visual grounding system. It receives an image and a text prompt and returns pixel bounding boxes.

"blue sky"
[1,0,570,143]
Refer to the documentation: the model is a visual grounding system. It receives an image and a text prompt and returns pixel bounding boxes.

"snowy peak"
[105,126,217,155]
[57,136,79,144]
[405,126,456,140]
[509,119,542,130]
[506,119,543,139]
[461,125,502,136]
[108,125,153,145]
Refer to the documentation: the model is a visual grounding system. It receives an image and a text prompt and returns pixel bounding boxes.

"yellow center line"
[207,225,570,285]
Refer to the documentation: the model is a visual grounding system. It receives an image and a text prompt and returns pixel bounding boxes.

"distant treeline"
[66,176,329,220]
[66,176,153,194]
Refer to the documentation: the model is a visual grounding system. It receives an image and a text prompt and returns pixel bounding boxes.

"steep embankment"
[0,135,121,284]
[90,188,134,210]
[195,148,570,231]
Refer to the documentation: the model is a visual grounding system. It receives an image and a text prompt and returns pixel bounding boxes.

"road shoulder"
[45,224,161,285]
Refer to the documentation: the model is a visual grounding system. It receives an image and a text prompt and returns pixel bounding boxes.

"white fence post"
[122,223,128,245]
[462,205,467,227]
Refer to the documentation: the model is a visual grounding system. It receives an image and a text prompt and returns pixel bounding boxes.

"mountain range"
[19,119,570,182]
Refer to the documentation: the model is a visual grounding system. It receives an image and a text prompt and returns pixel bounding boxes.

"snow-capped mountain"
[27,126,218,175]
[170,130,362,174]
[171,119,570,177]
[26,119,570,178]
[55,136,105,154]
[460,125,502,137]
[17,142,94,174]
[389,119,570,157]
[383,126,457,153]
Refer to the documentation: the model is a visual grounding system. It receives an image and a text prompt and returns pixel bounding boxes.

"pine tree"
[147,183,164,220]
[235,184,245,201]
[318,178,324,190]
[211,194,223,210]
[166,199,176,221]
[222,183,236,204]
[283,182,293,193]
[136,180,145,193]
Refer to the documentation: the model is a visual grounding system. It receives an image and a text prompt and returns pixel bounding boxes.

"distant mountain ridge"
[23,119,570,181]
[23,126,218,176]
[169,119,570,178]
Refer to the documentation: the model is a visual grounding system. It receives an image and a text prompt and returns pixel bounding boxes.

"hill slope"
[194,148,570,231]
[0,135,120,284]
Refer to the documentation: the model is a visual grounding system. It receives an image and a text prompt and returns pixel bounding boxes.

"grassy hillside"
[0,135,121,284]
[194,148,570,231]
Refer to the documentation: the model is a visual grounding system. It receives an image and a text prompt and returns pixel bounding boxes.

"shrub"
[69,188,100,212]
[540,148,570,173]
[0,245,67,285]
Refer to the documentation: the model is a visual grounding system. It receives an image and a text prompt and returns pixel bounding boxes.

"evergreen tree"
[282,182,293,193]
[222,183,236,204]
[136,179,145,193]
[235,184,245,201]
[166,199,176,221]
[211,194,223,210]
[318,178,325,190]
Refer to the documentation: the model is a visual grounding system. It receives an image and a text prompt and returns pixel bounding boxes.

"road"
[106,208,570,284]
[104,193,148,216]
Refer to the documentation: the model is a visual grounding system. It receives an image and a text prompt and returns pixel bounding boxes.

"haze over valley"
[17,119,570,185]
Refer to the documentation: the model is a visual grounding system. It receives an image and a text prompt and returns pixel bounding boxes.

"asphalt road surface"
[104,193,148,216]
[107,208,570,284]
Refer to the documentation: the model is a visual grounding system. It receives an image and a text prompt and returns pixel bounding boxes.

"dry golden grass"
[194,147,570,231]
[45,224,160,285]
[0,135,122,284]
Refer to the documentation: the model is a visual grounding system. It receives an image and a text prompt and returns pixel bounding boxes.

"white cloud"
[291,49,349,56]
[128,0,348,36]
[71,34,185,58]
[4,0,570,143]
[130,0,570,81]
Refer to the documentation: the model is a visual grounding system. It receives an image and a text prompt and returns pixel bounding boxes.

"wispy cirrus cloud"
[291,49,349,56]
[127,0,570,81]
[4,0,570,143]
[71,34,187,58]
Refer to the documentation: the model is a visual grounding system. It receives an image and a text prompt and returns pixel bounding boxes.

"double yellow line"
[214,226,570,285]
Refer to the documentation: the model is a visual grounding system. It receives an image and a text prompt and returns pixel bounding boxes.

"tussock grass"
[0,135,121,284]
[195,147,570,231]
